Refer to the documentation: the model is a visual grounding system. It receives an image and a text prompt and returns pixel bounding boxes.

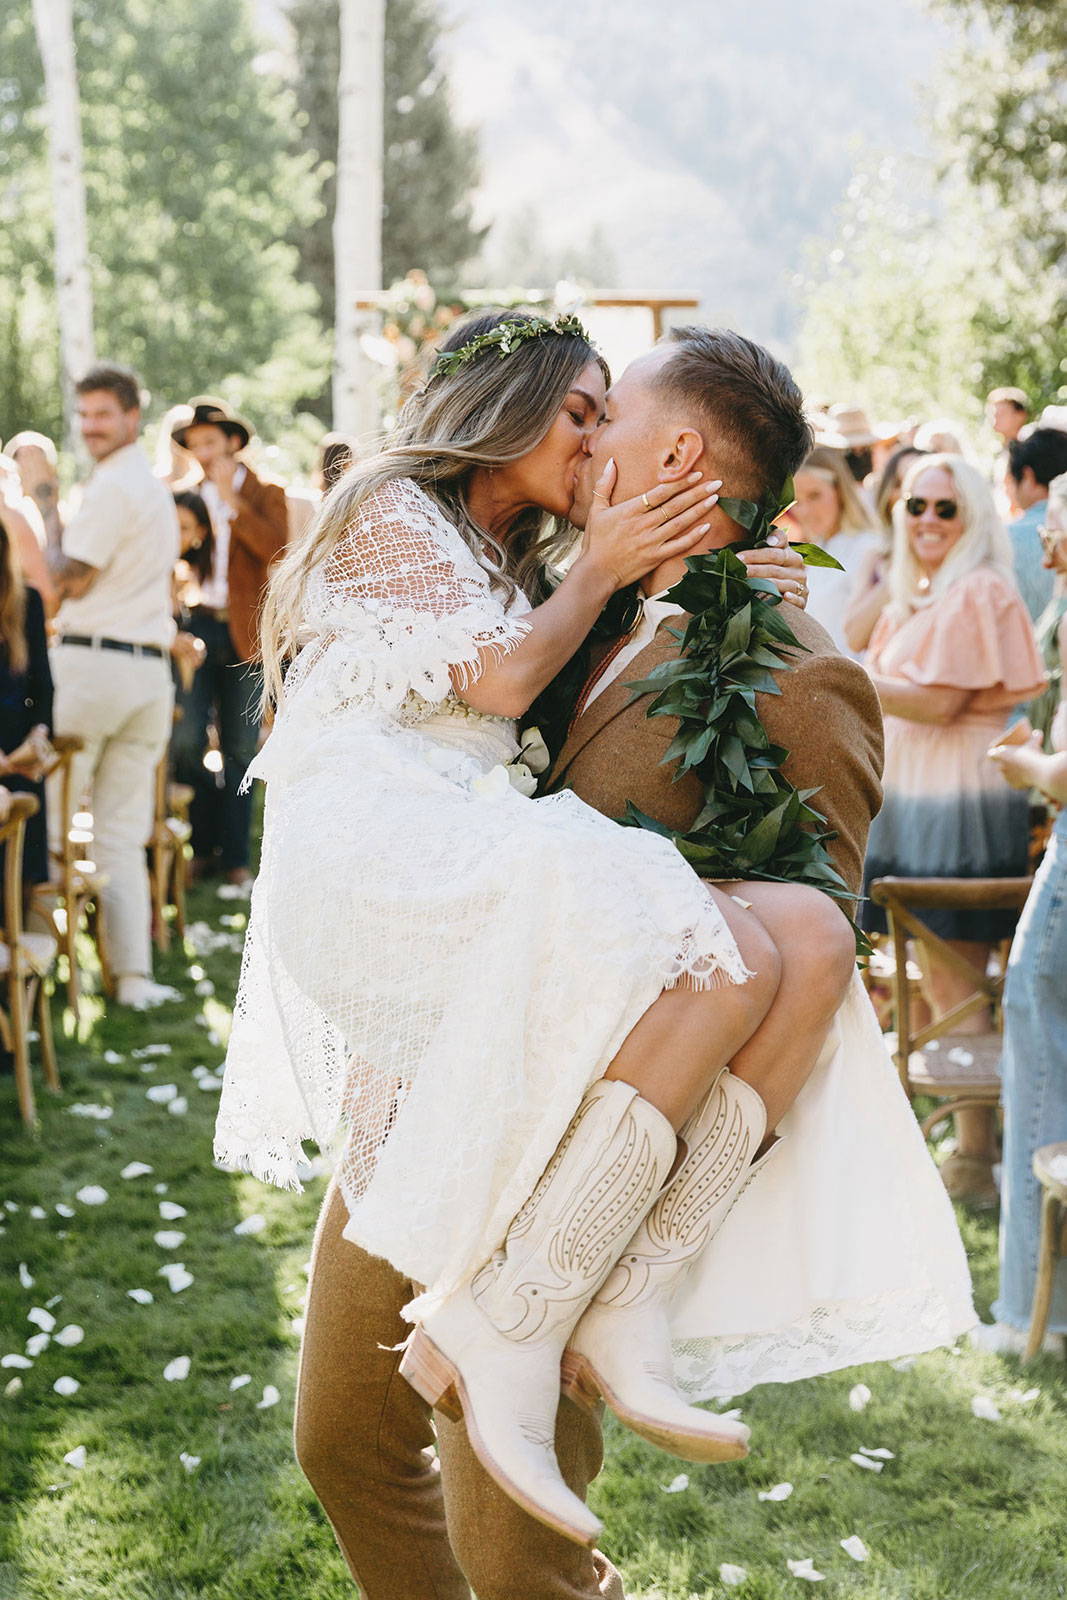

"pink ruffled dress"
[862,566,1046,940]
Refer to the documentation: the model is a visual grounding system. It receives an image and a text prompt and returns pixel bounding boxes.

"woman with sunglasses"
[861,455,1045,1201]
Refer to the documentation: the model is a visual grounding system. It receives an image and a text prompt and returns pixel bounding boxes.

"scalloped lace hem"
[672,1286,977,1401]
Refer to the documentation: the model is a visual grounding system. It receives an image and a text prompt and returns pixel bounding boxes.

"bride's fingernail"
[694,522,711,534]
[705,493,719,506]
[767,532,782,545]
[689,470,703,481]
[709,478,724,489]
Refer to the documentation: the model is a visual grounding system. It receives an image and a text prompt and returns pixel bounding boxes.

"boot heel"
[560,1350,602,1414]
[399,1330,464,1422]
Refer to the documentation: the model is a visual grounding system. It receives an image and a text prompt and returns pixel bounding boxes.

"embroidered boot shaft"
[562,1070,775,1461]
[399,1079,677,1547]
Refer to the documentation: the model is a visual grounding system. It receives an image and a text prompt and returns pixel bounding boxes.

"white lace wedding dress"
[214,478,749,1308]
[215,475,975,1383]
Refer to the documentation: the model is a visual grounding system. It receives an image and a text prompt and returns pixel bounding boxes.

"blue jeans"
[170,612,261,871]
[993,808,1067,1330]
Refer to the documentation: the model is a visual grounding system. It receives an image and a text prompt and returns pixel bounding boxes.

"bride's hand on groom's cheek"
[739,538,809,607]
[580,461,722,590]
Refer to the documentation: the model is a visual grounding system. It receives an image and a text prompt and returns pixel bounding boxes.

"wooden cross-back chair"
[869,875,1031,1136]
[149,757,194,952]
[0,793,59,1124]
[31,733,111,1009]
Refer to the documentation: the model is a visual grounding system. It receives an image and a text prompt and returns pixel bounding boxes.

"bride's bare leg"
[604,891,781,1128]
[717,882,857,1135]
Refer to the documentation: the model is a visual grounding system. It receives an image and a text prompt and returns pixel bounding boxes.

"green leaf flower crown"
[431,313,594,377]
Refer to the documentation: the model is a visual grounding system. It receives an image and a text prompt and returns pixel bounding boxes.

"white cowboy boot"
[399,1079,677,1548]
[561,1069,775,1462]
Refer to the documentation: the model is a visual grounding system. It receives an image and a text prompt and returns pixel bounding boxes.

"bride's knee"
[729,912,783,1020]
[785,888,856,1011]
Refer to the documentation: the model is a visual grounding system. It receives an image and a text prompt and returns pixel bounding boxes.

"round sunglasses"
[904,496,959,520]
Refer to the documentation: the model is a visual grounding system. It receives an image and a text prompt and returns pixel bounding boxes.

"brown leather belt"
[59,634,167,660]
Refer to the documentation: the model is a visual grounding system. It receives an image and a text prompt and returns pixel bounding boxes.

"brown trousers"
[294,1184,626,1600]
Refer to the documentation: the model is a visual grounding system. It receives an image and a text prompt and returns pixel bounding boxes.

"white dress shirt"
[198,463,246,609]
[583,593,684,708]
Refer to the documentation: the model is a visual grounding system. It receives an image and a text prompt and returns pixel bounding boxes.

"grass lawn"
[2,882,1066,1599]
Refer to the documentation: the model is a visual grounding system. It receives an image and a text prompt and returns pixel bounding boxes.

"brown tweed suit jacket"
[544,607,884,898]
[227,468,289,663]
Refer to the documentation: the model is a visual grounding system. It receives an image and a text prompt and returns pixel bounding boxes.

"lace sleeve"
[295,477,530,715]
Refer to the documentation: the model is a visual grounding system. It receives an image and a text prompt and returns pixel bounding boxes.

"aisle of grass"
[1,887,1065,1599]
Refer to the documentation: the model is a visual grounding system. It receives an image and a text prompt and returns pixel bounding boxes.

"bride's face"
[500,360,606,520]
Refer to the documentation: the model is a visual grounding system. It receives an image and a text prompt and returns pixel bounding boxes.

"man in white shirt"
[47,363,180,1010]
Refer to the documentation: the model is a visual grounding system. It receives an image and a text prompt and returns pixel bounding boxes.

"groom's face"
[570,347,694,527]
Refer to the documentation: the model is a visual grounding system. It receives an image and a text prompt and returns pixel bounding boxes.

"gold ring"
[642,492,651,510]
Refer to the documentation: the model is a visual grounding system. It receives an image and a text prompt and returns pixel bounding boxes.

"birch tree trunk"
[332,0,385,438]
[32,0,95,450]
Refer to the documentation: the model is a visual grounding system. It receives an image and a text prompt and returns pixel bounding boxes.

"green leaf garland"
[620,478,870,954]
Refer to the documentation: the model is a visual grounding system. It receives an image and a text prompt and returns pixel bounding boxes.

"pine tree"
[288,0,486,319]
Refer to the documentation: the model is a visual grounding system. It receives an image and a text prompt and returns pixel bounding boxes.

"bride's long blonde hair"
[260,310,606,708]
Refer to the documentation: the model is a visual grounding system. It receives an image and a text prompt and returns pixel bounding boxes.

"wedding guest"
[914,419,967,456]
[979,473,1067,1353]
[986,386,1030,447]
[170,491,213,691]
[317,432,356,492]
[46,362,179,1010]
[168,398,288,889]
[844,444,927,655]
[1004,428,1067,622]
[790,445,882,656]
[0,454,57,616]
[0,506,52,888]
[862,454,1046,1201]
[4,431,62,545]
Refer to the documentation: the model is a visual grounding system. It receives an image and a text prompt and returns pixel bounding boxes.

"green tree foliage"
[795,0,1066,424]
[0,0,328,444]
[929,0,1066,275]
[288,0,486,320]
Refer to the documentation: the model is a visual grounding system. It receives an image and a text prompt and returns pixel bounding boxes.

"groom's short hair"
[654,327,812,502]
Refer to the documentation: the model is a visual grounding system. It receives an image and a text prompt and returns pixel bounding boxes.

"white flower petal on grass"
[103,1050,125,1064]
[850,1453,883,1472]
[158,1264,194,1293]
[146,1084,178,1104]
[28,1307,56,1333]
[154,1183,169,1195]
[841,1536,869,1562]
[255,1384,281,1409]
[197,1077,222,1093]
[2,1354,33,1369]
[179,1452,201,1473]
[154,1231,186,1251]
[54,1325,84,1348]
[45,1294,61,1309]
[971,1395,1002,1422]
[719,1564,748,1586]
[127,1289,154,1305]
[55,1204,75,1218]
[75,1186,109,1207]
[849,1383,872,1412]
[890,1356,915,1372]
[1009,1387,1041,1405]
[133,1043,172,1058]
[63,1445,87,1470]
[194,979,215,996]
[167,1097,189,1117]
[18,1263,33,1289]
[233,1214,266,1236]
[662,1473,689,1493]
[859,1447,895,1460]
[758,1482,793,1502]
[121,1162,153,1180]
[786,1558,825,1581]
[68,1103,114,1121]
[163,1356,191,1382]
[53,1376,80,1396]
[229,1374,252,1391]
[30,1206,47,1220]
[26,1333,51,1357]
[5,1376,24,1396]
[159,1202,187,1221]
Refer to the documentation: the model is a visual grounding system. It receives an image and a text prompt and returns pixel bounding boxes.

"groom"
[295,329,884,1600]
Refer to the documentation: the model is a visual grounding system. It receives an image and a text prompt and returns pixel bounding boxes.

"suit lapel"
[550,625,682,786]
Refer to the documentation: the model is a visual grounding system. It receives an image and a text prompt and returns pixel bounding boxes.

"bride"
[215,311,954,1551]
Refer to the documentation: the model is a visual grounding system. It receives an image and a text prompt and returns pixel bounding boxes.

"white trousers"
[49,644,174,980]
